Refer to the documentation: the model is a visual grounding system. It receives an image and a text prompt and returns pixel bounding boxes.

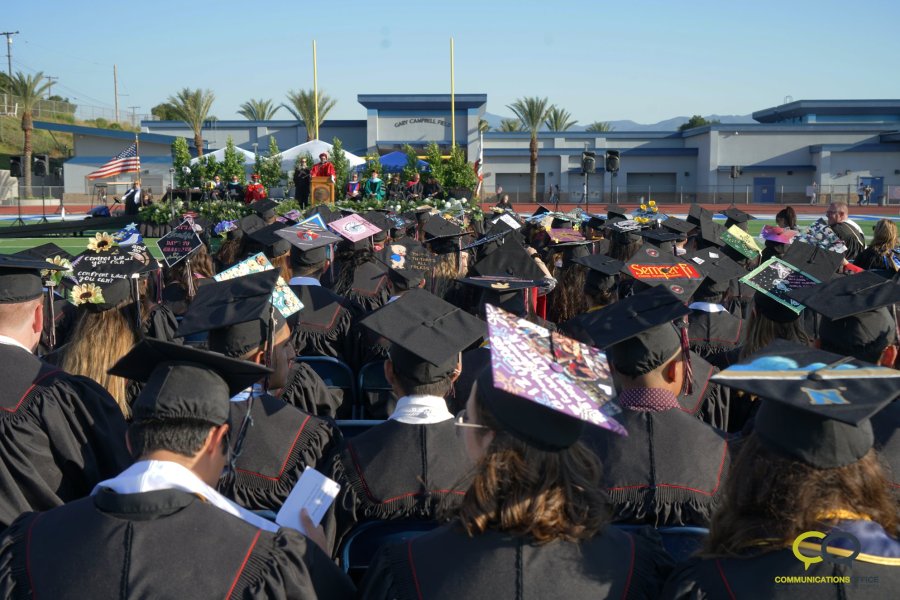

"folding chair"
[613,524,709,562]
[335,419,383,440]
[339,520,439,582]
[294,356,356,418]
[356,360,397,419]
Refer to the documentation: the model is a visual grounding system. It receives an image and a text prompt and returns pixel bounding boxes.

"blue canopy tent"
[354,150,430,173]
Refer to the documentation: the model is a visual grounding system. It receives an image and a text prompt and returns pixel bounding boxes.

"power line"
[1,31,19,80]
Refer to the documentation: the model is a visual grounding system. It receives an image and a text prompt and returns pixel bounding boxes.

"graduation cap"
[687,248,745,297]
[606,205,628,221]
[721,207,755,230]
[697,217,725,248]
[0,253,67,304]
[711,339,900,468]
[548,235,593,264]
[687,204,714,226]
[246,223,291,259]
[641,229,684,252]
[471,241,546,281]
[13,243,74,263]
[249,199,278,221]
[787,272,900,360]
[661,217,695,236]
[586,215,607,231]
[531,205,551,217]
[621,245,706,300]
[573,254,624,292]
[239,213,267,237]
[582,286,691,376]
[760,225,797,245]
[607,219,644,244]
[307,204,341,224]
[176,270,285,358]
[423,216,463,240]
[68,249,146,312]
[359,288,486,385]
[109,338,272,426]
[477,305,625,451]
[361,211,393,242]
[276,223,341,267]
[781,240,844,284]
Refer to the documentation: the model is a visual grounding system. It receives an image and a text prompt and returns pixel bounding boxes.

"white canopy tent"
[189,146,256,165]
[278,139,366,172]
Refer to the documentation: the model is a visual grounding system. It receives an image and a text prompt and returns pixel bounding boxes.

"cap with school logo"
[622,245,706,299]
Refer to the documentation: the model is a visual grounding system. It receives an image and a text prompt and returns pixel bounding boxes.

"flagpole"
[313,40,319,140]
[450,37,455,149]
[134,133,140,181]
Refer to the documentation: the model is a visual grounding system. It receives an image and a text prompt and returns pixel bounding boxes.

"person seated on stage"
[310,151,336,182]
[423,176,444,200]
[494,193,513,211]
[583,287,732,528]
[226,174,244,201]
[0,337,355,599]
[405,172,423,201]
[210,174,226,200]
[176,271,339,514]
[364,170,385,201]
[360,366,674,599]
[345,172,362,200]
[387,174,405,202]
[244,173,267,204]
[0,254,131,530]
[322,289,486,557]
[663,342,900,599]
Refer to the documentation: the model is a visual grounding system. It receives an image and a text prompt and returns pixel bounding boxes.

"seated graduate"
[583,286,732,527]
[328,237,391,314]
[0,254,131,530]
[176,271,339,514]
[0,338,355,599]
[663,341,900,599]
[322,289,486,556]
[361,367,674,599]
[544,237,594,324]
[161,243,215,317]
[560,253,623,342]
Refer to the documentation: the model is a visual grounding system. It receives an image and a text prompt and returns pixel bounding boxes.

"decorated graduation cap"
[788,271,900,361]
[110,338,271,426]
[781,240,844,284]
[359,288,486,385]
[249,199,278,221]
[622,245,706,300]
[0,253,67,304]
[307,204,342,224]
[721,207,755,230]
[661,217,695,236]
[176,270,286,358]
[574,254,624,292]
[711,339,900,468]
[68,244,147,312]
[740,256,822,319]
[14,243,74,263]
[246,223,291,259]
[607,219,644,244]
[761,225,797,245]
[276,223,341,267]
[477,304,625,451]
[548,236,593,264]
[459,275,541,316]
[471,240,546,281]
[720,224,761,260]
[687,247,745,298]
[583,286,692,377]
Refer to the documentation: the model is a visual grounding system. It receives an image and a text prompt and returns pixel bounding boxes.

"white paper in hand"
[275,466,341,534]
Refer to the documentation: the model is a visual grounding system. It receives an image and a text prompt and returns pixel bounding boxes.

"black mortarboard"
[424,216,463,240]
[687,204,714,226]
[587,215,607,230]
[550,216,575,230]
[781,241,844,284]
[583,286,690,376]
[641,229,684,252]
[14,243,74,263]
[753,290,802,324]
[308,204,341,224]
[574,254,623,292]
[458,276,540,292]
[239,213,267,236]
[661,217,695,235]
[622,246,706,300]
[687,248,745,297]
[471,241,546,281]
[531,205,551,217]
[69,249,145,312]
[359,288,486,385]
[0,254,66,304]
[351,261,389,296]
[109,338,271,425]
[176,271,285,358]
[711,339,900,468]
[247,223,291,259]
[606,205,628,220]
[249,199,278,221]
[362,211,392,242]
[607,219,644,244]
[721,207,755,230]
[388,266,426,291]
[697,217,725,248]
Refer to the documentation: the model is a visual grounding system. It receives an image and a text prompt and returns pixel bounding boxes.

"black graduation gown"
[0,488,355,599]
[662,521,900,599]
[830,222,865,261]
[36,295,76,356]
[288,284,362,368]
[688,309,745,369]
[0,344,131,529]
[328,262,390,314]
[323,419,471,556]
[361,522,673,600]
[560,306,613,344]
[278,360,342,417]
[225,393,339,513]
[680,352,731,431]
[293,167,311,204]
[873,400,900,499]
[584,405,731,527]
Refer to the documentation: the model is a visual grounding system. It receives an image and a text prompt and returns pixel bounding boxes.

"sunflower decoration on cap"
[632,200,662,225]
[69,282,105,307]
[86,232,117,253]
[42,255,73,287]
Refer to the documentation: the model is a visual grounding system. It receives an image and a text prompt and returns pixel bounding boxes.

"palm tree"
[282,89,337,141]
[238,98,279,121]
[544,106,577,132]
[497,119,522,132]
[507,96,551,202]
[3,71,52,197]
[586,121,614,133]
[478,118,491,133]
[166,88,215,157]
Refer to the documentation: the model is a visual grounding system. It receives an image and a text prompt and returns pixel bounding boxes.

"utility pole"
[45,76,58,97]
[128,105,139,127]
[1,31,19,80]
[113,64,119,123]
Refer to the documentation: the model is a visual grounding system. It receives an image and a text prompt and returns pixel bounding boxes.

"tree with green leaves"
[221,136,247,185]
[424,142,446,185]
[166,88,215,157]
[508,96,552,203]
[171,137,193,188]
[282,89,337,141]
[3,71,52,196]
[238,98,279,121]
[678,115,720,132]
[544,106,577,132]
[586,121,614,132]
[478,118,491,133]
[402,144,422,183]
[361,151,385,182]
[442,145,478,198]
[331,138,351,198]
[258,137,285,191]
[151,102,180,121]
[498,119,522,132]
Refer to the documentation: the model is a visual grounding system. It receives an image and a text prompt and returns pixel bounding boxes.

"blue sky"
[6,0,900,124]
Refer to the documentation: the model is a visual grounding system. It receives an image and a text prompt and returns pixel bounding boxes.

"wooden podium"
[310,176,335,206]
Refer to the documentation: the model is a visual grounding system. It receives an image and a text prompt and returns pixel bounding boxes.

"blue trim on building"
[33,121,198,147]
[357,94,487,110]
[753,100,900,123]
[485,147,697,157]
[809,143,900,154]
[66,156,174,165]
[680,123,892,137]
[484,131,681,139]
[141,119,367,128]
[715,165,816,173]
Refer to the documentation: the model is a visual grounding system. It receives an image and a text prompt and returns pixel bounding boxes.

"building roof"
[33,121,202,147]
[357,94,487,110]
[752,100,900,123]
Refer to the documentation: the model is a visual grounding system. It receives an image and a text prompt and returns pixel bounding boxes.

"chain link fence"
[1,94,153,127]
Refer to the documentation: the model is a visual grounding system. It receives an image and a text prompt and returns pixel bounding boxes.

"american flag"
[87,142,141,180]
[474,132,484,196]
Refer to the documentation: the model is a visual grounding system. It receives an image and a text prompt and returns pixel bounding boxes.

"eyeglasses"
[454,409,490,431]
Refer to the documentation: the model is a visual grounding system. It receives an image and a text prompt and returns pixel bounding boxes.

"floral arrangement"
[196,199,250,225]
[139,199,184,225]
[632,200,661,225]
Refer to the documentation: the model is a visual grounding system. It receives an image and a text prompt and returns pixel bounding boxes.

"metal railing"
[0,94,153,126]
